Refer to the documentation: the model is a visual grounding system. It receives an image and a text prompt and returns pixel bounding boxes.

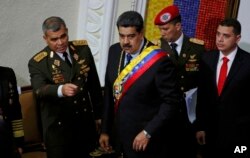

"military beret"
[154,5,180,25]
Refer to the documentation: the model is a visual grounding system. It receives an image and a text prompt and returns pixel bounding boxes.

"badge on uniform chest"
[52,64,65,84]
[185,54,199,71]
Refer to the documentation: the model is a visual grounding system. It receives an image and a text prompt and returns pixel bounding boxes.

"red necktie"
[218,57,229,95]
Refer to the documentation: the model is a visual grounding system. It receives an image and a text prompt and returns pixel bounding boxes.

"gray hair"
[42,16,66,34]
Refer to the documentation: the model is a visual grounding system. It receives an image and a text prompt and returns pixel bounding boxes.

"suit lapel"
[216,49,244,97]
[223,50,243,93]
[211,52,220,96]
[120,51,126,71]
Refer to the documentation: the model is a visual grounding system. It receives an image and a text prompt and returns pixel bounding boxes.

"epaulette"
[34,51,48,62]
[190,38,204,45]
[151,39,161,47]
[72,39,88,46]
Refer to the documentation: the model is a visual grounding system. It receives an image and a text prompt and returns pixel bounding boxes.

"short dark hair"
[116,11,144,33]
[219,18,241,35]
[42,16,66,34]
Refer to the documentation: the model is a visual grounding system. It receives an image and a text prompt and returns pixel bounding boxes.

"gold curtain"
[144,0,173,41]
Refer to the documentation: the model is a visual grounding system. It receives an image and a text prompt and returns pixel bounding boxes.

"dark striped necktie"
[63,52,72,67]
[125,54,133,66]
[170,43,178,60]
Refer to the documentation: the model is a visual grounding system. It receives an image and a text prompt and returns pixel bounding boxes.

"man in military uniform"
[154,5,206,158]
[28,16,103,158]
[0,66,24,158]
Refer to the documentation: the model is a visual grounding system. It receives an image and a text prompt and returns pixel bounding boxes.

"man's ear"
[236,34,241,43]
[175,22,182,31]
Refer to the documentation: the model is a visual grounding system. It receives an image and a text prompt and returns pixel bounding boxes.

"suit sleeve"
[194,53,211,131]
[85,46,104,120]
[101,46,115,135]
[144,57,180,135]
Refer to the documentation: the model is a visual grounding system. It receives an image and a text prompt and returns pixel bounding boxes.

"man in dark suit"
[0,66,24,158]
[99,11,181,158]
[195,18,250,158]
[154,5,206,157]
[28,16,103,158]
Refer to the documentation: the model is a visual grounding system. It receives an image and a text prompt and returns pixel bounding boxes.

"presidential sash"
[113,46,168,112]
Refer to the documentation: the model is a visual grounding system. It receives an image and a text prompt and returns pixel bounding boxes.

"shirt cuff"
[143,130,151,139]
[57,85,64,97]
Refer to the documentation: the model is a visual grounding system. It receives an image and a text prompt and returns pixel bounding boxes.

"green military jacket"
[155,36,206,93]
[28,40,103,146]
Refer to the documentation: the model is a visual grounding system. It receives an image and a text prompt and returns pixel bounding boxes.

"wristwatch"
[143,130,151,139]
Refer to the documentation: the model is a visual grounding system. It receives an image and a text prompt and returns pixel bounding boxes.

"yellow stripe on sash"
[113,46,160,100]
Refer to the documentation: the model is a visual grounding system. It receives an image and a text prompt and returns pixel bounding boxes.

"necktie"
[218,57,229,95]
[125,54,132,66]
[63,52,72,67]
[170,43,179,60]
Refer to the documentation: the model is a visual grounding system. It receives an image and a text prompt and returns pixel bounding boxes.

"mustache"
[122,44,131,48]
